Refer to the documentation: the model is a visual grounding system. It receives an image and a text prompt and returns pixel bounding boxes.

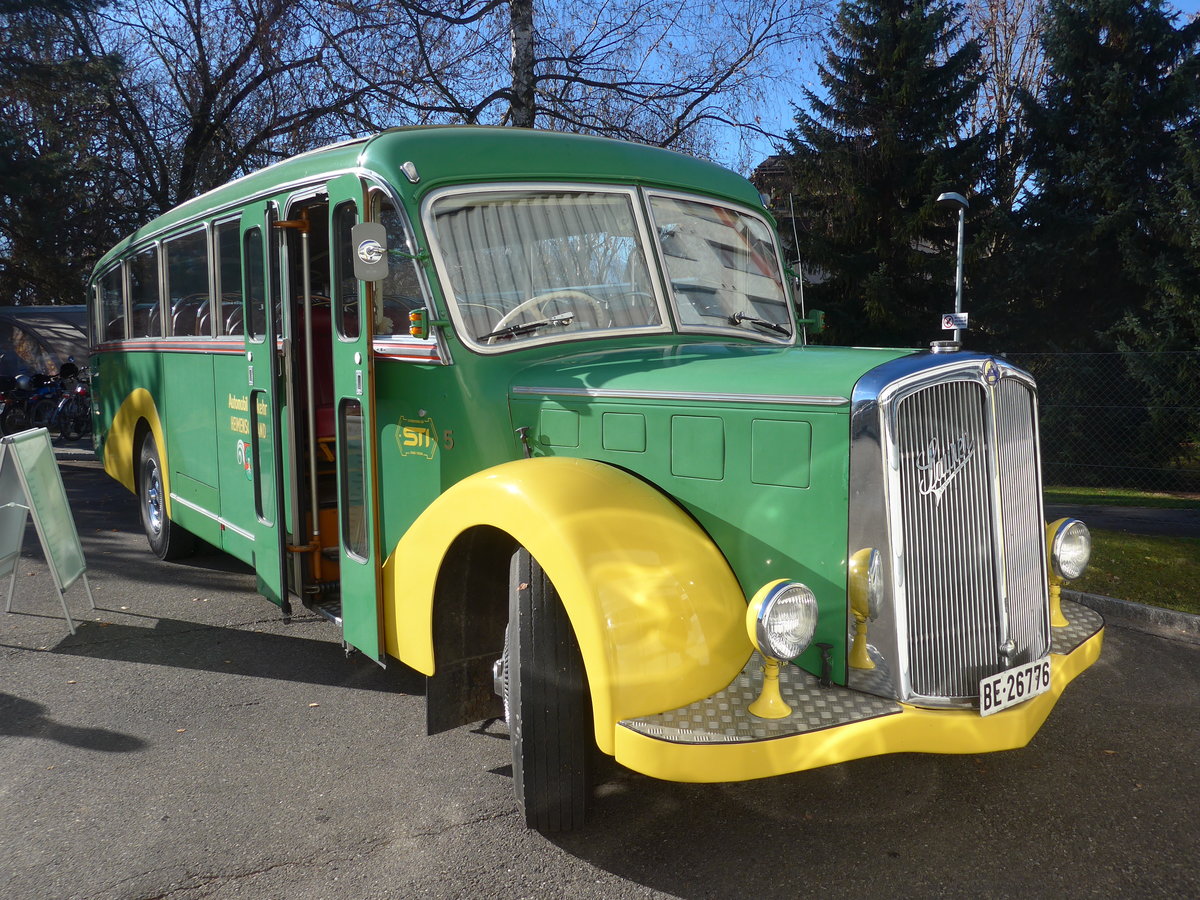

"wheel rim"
[143,457,164,537]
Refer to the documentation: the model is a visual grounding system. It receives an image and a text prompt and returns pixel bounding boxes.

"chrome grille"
[893,376,1048,700]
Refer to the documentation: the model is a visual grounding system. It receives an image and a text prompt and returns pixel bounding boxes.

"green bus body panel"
[161,352,220,543]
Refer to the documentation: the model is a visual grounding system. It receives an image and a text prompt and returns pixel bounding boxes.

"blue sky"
[724,0,1200,173]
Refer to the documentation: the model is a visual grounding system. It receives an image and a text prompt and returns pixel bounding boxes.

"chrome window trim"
[162,222,212,339]
[421,182,674,355]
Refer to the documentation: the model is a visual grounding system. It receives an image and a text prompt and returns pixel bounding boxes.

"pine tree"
[784,0,985,348]
[0,0,126,305]
[1018,0,1200,351]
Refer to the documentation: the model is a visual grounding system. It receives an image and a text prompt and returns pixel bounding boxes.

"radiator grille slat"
[892,376,1047,700]
[996,380,1050,662]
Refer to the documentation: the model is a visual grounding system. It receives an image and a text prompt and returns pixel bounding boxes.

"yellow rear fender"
[103,388,170,516]
[382,457,752,754]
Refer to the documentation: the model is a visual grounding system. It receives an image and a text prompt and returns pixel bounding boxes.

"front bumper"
[614,598,1103,783]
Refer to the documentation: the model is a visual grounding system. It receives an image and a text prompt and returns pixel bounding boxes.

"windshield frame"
[644,188,796,346]
[423,182,674,355]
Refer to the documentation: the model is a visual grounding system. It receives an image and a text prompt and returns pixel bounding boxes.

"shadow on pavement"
[0,692,146,752]
[44,615,426,696]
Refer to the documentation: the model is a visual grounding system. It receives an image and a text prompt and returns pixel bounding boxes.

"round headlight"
[746,580,818,660]
[1050,518,1092,581]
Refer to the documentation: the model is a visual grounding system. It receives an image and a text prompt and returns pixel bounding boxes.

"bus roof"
[91,127,762,277]
[93,125,758,277]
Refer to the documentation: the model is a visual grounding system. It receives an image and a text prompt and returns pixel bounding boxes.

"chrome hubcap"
[144,459,163,535]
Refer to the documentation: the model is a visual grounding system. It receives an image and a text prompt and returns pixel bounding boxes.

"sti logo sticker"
[398,416,437,459]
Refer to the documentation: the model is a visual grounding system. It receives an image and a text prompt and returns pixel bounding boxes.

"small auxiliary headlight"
[745,580,818,661]
[1048,518,1092,581]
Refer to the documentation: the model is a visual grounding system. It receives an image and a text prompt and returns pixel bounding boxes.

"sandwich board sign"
[0,428,95,634]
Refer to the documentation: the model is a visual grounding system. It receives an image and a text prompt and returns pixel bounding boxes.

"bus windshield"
[430,188,664,347]
[648,194,792,340]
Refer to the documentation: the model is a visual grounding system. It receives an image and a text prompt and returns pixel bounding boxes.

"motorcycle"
[49,363,91,442]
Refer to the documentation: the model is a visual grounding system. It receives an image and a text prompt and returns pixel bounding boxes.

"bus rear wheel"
[504,547,593,833]
[138,435,195,560]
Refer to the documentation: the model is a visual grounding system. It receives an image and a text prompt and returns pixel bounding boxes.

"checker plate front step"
[619,598,1104,746]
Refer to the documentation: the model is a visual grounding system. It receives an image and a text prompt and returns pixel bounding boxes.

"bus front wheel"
[138,435,195,560]
[504,546,593,833]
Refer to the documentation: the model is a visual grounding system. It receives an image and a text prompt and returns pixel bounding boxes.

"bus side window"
[376,198,426,336]
[215,220,243,336]
[332,201,359,340]
[99,265,125,341]
[129,246,162,338]
[165,229,210,337]
[244,227,265,341]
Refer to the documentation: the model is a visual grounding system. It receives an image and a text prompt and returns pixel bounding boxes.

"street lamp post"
[937,191,969,344]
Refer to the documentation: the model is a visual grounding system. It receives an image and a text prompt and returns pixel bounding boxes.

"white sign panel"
[1,428,95,634]
[942,312,969,330]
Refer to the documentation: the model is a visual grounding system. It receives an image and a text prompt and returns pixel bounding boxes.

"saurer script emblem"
[915,432,975,505]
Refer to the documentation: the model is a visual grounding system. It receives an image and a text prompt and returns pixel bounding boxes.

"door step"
[311,598,343,625]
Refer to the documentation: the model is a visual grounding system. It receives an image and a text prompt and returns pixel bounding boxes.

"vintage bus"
[87,126,1103,832]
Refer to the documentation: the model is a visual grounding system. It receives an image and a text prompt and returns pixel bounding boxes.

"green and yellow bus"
[88,126,1103,832]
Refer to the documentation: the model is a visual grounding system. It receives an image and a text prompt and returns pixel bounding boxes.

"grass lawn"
[1070,528,1200,616]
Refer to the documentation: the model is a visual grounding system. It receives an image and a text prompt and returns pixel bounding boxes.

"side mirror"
[351,222,389,281]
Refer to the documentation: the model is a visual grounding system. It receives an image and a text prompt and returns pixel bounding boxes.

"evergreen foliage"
[0,0,127,305]
[1018,0,1200,351]
[784,0,984,347]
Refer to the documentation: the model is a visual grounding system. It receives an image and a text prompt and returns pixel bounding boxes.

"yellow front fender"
[381,457,752,754]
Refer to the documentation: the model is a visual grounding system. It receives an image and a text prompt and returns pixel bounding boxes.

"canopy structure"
[0,306,89,376]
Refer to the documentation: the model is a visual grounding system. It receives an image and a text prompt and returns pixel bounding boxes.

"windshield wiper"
[729,311,791,337]
[478,312,575,342]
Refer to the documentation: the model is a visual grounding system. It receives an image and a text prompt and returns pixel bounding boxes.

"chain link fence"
[1006,352,1200,494]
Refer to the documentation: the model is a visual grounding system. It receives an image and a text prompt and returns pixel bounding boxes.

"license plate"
[979,657,1051,717]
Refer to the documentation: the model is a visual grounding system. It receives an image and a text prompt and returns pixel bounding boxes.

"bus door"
[239,201,288,607]
[326,175,383,662]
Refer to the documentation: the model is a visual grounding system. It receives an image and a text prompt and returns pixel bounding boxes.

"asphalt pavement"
[1,456,1199,899]
[1045,503,1200,539]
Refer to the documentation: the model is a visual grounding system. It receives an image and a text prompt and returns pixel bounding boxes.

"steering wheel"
[489,290,607,336]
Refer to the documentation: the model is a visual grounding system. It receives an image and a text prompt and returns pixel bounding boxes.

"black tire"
[138,435,195,560]
[505,547,593,833]
[30,398,56,432]
[2,404,29,435]
[59,398,89,442]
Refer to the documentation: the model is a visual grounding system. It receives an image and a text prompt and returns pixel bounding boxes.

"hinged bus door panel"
[239,201,288,606]
[327,174,383,661]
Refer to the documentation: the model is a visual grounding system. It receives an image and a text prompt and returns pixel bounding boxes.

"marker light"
[1048,518,1092,582]
[409,308,428,339]
[746,579,818,661]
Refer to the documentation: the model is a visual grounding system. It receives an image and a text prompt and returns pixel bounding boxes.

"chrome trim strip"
[169,493,255,541]
[511,385,849,406]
